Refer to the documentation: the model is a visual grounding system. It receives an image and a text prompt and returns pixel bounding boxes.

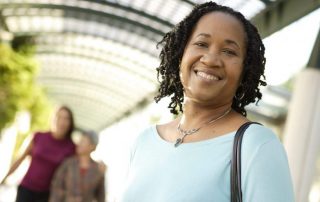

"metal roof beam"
[251,0,320,38]
[0,3,169,37]
[307,27,320,69]
[12,31,158,57]
[83,0,173,27]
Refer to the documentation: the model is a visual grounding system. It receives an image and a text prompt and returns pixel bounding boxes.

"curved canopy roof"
[0,0,276,131]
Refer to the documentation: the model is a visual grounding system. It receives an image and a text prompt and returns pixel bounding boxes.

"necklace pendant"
[174,138,183,147]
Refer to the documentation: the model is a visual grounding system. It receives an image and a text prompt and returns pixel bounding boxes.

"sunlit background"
[1,0,320,201]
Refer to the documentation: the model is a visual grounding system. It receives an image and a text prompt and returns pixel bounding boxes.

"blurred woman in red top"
[0,106,76,202]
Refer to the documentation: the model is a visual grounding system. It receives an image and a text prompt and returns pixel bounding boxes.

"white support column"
[283,68,320,202]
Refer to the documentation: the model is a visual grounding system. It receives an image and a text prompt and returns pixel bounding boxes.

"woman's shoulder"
[244,123,278,142]
[133,125,157,146]
[33,131,50,136]
[32,131,51,141]
[53,156,77,175]
[140,125,156,136]
[131,121,175,148]
[241,123,287,174]
[60,156,77,167]
[241,123,282,154]
[138,119,177,140]
[91,160,107,175]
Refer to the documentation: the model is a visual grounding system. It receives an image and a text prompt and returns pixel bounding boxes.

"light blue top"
[120,124,294,202]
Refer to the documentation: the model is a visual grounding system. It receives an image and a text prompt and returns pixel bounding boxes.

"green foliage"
[0,43,52,136]
[281,76,295,92]
[29,87,53,131]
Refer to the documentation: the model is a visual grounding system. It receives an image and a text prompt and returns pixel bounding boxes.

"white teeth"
[197,71,219,81]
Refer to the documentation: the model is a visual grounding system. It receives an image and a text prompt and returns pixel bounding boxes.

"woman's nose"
[199,52,222,67]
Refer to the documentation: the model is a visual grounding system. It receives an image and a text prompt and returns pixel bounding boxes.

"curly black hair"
[154,1,266,116]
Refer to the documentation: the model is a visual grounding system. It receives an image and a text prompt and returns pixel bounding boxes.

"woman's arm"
[0,136,33,184]
[242,138,295,202]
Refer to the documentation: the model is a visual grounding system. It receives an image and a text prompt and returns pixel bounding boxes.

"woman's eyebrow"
[225,39,240,50]
[195,33,211,38]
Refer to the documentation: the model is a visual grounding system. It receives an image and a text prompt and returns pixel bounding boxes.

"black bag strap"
[230,122,261,202]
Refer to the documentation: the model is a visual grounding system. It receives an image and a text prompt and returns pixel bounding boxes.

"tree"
[0,40,51,137]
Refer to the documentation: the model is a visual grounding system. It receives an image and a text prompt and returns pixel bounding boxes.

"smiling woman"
[120,2,294,202]
[179,12,246,106]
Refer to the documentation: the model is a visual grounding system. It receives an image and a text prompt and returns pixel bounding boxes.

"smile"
[196,71,220,81]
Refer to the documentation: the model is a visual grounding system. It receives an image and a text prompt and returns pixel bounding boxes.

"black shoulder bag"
[230,122,261,202]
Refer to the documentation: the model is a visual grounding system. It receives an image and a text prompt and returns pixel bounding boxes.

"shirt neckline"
[151,125,237,148]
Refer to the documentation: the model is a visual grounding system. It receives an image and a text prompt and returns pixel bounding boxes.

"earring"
[234,85,245,101]
[235,91,245,100]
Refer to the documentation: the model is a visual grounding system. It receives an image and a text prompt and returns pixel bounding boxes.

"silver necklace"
[175,108,232,147]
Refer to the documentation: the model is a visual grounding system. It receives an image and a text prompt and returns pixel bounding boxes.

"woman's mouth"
[195,70,220,81]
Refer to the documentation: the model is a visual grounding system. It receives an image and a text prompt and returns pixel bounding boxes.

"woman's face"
[180,11,246,106]
[76,136,95,155]
[54,108,72,138]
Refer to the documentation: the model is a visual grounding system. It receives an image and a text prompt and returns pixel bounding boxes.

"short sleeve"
[242,138,295,202]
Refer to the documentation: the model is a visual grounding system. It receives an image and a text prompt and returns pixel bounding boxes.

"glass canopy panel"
[47,93,117,129]
[36,54,157,96]
[3,13,162,56]
[34,34,158,79]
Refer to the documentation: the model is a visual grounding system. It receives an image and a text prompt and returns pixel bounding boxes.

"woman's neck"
[180,100,232,129]
[78,154,91,168]
[51,131,66,140]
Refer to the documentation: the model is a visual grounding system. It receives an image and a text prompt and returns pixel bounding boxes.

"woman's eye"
[194,42,207,47]
[222,49,237,56]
